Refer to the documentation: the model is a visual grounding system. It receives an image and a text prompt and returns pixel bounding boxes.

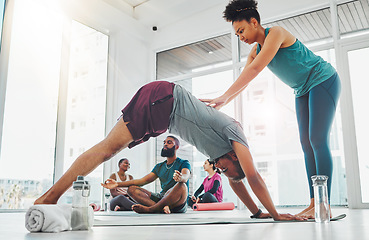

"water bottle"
[311,175,330,223]
[104,192,111,212]
[71,176,93,230]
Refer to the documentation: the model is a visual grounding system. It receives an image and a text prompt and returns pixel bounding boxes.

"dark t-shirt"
[151,157,191,194]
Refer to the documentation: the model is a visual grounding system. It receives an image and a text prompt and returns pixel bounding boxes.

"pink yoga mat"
[89,203,101,212]
[192,202,235,211]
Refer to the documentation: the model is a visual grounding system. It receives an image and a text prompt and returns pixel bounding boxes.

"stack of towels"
[25,204,93,233]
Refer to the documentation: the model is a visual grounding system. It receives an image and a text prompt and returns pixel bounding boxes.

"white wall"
[151,3,230,52]
[151,0,333,52]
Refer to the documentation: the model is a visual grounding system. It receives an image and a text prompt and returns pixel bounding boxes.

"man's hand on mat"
[101,178,118,189]
[173,170,183,182]
[274,213,307,221]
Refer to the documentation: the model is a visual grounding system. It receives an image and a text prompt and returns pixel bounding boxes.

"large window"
[347,46,369,203]
[0,0,108,209]
[59,20,108,205]
[0,0,62,209]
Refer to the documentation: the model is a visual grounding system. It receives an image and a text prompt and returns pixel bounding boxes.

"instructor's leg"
[35,119,134,204]
[295,94,316,215]
[309,74,341,201]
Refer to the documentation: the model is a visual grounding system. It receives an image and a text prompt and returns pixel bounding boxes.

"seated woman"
[188,159,223,208]
[108,158,136,211]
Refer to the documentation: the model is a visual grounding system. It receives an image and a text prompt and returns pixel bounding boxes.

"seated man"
[35,81,303,221]
[102,135,190,214]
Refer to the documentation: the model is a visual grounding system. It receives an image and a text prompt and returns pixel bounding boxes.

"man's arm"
[232,141,304,221]
[102,172,157,189]
[228,179,270,218]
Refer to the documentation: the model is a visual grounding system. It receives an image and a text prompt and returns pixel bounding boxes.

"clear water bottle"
[71,176,92,230]
[312,175,330,223]
[104,192,111,212]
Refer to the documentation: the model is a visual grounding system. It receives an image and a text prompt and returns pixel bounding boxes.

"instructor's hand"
[101,178,118,189]
[200,95,228,110]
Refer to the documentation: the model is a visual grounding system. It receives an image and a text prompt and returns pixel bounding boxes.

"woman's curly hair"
[223,0,260,23]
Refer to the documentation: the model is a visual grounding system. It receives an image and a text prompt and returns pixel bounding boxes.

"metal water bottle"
[71,176,92,230]
[312,175,330,223]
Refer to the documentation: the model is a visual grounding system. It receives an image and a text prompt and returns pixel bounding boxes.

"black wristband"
[250,209,262,218]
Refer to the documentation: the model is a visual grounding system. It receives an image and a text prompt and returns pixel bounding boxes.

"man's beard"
[161,146,175,157]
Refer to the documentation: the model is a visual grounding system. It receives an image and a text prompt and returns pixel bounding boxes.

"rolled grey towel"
[25,204,72,233]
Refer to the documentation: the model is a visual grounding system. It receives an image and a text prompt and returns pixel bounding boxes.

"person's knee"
[177,182,187,191]
[98,138,127,162]
[202,192,216,203]
[299,134,312,151]
[203,192,213,198]
[174,182,188,197]
[127,185,139,196]
[110,195,124,210]
[309,134,328,151]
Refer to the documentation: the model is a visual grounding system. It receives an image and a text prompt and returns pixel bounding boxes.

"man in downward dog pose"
[35,81,303,221]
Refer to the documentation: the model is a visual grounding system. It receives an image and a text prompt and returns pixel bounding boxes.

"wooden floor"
[1,207,368,240]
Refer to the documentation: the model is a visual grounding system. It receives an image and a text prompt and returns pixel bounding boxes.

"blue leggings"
[295,72,341,201]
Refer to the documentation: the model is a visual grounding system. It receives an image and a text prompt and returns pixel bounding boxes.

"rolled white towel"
[25,204,72,233]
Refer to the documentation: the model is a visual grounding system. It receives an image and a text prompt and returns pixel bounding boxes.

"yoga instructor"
[201,0,341,218]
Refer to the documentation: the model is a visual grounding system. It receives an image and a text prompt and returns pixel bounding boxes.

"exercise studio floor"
[1,207,368,240]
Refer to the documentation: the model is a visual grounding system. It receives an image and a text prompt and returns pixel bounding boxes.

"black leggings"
[188,192,218,208]
[110,195,136,211]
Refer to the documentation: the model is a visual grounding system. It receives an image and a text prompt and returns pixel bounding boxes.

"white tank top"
[114,172,129,196]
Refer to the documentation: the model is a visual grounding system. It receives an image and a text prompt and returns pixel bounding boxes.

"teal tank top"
[256,28,336,97]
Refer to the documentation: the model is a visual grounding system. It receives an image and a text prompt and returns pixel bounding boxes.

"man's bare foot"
[132,204,153,213]
[163,206,171,214]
